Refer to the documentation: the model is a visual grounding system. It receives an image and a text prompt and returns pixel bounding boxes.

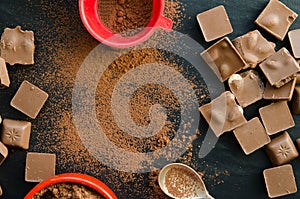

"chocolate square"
[228,70,264,108]
[291,86,300,115]
[201,37,246,82]
[263,78,296,101]
[1,119,31,149]
[0,58,10,88]
[199,91,246,137]
[0,141,8,166]
[259,48,299,88]
[255,0,297,41]
[288,29,300,58]
[233,117,270,155]
[25,152,56,182]
[11,80,48,119]
[196,5,233,42]
[233,30,275,68]
[259,101,294,135]
[0,26,35,65]
[265,132,298,166]
[263,164,297,198]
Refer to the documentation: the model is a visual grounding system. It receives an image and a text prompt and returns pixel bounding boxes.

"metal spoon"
[158,163,214,199]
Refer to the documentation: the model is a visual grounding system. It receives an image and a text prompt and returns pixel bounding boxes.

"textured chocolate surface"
[0,58,9,88]
[263,78,296,101]
[288,29,300,58]
[0,141,8,166]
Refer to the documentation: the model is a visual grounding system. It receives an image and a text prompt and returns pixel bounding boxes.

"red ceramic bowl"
[24,173,118,199]
[79,0,173,48]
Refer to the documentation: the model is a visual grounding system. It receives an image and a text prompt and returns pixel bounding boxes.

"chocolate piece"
[288,29,300,58]
[233,117,270,155]
[1,119,31,149]
[296,138,300,151]
[259,48,299,88]
[0,58,10,88]
[25,152,56,182]
[259,101,294,135]
[296,72,300,84]
[291,86,300,115]
[228,70,264,107]
[0,185,2,196]
[199,91,246,137]
[10,80,48,119]
[263,164,297,198]
[233,30,275,68]
[201,37,247,82]
[263,78,296,101]
[196,5,233,42]
[265,132,298,166]
[0,141,8,166]
[255,0,297,41]
[0,26,35,65]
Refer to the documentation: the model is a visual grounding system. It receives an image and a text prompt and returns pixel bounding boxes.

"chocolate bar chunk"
[25,152,56,182]
[201,37,246,82]
[0,26,35,65]
[263,78,296,101]
[265,132,298,166]
[1,119,31,149]
[233,30,275,68]
[199,91,246,137]
[259,101,294,135]
[292,86,300,115]
[296,72,300,84]
[233,117,270,155]
[0,141,8,165]
[296,138,300,151]
[259,48,299,88]
[263,164,297,198]
[11,80,48,119]
[0,57,10,88]
[255,0,297,41]
[288,29,300,58]
[228,70,264,108]
[196,5,233,42]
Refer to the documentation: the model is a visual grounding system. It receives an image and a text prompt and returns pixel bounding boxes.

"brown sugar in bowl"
[24,173,117,199]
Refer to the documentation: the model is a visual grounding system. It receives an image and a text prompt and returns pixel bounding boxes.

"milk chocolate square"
[259,101,294,135]
[11,80,48,119]
[199,91,246,137]
[0,141,8,166]
[263,164,297,198]
[233,30,275,68]
[25,152,56,182]
[201,37,246,82]
[0,26,35,65]
[1,119,31,149]
[196,5,233,42]
[265,132,298,166]
[263,78,296,101]
[0,58,10,88]
[292,86,300,115]
[255,0,298,41]
[228,70,264,108]
[259,48,299,88]
[288,29,300,58]
[233,117,270,155]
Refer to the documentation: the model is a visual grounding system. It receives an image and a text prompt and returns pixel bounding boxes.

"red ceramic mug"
[78,0,173,48]
[24,173,118,199]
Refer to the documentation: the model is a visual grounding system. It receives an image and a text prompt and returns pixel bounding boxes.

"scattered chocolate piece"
[0,141,8,166]
[228,70,264,108]
[296,72,300,84]
[0,57,10,88]
[296,138,300,151]
[255,0,297,41]
[265,132,298,166]
[233,117,270,155]
[263,78,296,101]
[291,86,300,115]
[10,80,48,119]
[25,152,56,182]
[196,5,233,42]
[199,91,246,137]
[0,26,35,65]
[263,164,297,198]
[1,119,31,150]
[288,29,300,58]
[233,30,275,68]
[259,48,299,88]
[201,37,247,82]
[0,185,2,196]
[259,101,294,135]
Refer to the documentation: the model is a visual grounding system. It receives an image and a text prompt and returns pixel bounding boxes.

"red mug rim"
[24,173,118,199]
